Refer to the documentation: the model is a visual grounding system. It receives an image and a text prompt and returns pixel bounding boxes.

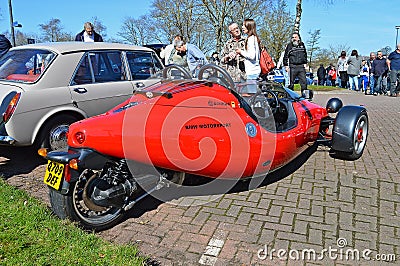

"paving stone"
[268,205,283,217]
[159,229,183,247]
[225,204,241,217]
[199,220,219,236]
[235,211,252,225]
[279,212,294,225]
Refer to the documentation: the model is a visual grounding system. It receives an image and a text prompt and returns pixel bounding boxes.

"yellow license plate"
[44,160,65,190]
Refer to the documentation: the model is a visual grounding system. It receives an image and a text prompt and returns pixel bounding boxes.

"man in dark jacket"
[0,34,12,59]
[75,22,103,42]
[371,50,388,95]
[317,64,326,85]
[387,44,400,97]
[283,32,308,94]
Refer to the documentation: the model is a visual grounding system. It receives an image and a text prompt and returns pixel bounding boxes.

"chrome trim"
[0,135,16,145]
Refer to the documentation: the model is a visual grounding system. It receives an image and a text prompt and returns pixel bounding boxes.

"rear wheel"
[36,114,78,151]
[49,170,125,231]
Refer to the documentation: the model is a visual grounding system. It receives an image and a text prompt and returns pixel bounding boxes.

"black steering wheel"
[197,64,236,91]
[248,90,279,121]
[162,64,192,80]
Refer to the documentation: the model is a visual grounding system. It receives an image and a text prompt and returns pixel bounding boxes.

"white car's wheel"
[36,115,78,151]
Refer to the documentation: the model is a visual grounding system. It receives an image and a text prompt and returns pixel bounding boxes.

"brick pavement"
[3,89,400,265]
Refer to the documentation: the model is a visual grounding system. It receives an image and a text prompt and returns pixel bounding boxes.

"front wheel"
[330,107,368,161]
[49,170,125,231]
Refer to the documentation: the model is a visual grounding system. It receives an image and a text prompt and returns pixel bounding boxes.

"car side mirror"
[326,97,343,113]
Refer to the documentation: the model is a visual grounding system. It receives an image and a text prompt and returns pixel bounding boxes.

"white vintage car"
[0,42,163,150]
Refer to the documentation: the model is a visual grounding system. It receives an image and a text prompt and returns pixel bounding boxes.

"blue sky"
[1,0,399,56]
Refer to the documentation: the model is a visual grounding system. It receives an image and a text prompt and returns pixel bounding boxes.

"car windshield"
[0,49,56,83]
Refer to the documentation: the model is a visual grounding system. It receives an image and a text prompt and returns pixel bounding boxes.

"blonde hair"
[83,22,94,30]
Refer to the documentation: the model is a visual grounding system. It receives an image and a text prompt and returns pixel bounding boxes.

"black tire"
[49,172,125,231]
[36,114,78,151]
[330,109,368,161]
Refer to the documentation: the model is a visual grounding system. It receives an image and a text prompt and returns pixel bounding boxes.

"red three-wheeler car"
[39,64,368,230]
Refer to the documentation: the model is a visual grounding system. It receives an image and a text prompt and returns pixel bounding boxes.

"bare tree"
[306,29,321,69]
[39,18,71,42]
[91,16,107,39]
[200,0,236,52]
[199,0,268,52]
[118,15,156,45]
[313,48,333,68]
[293,0,302,33]
[259,0,294,63]
[150,0,200,44]
[118,17,140,44]
[328,43,351,62]
[145,0,270,53]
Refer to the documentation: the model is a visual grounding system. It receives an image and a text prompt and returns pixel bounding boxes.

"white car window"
[0,49,55,83]
[126,51,163,80]
[72,51,125,85]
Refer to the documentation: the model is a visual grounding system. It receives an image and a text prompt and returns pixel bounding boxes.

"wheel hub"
[357,128,363,142]
[49,124,69,150]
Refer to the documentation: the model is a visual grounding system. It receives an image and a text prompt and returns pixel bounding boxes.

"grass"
[0,178,147,266]
[292,84,344,91]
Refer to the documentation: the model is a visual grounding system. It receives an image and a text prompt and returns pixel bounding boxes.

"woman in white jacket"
[236,18,261,94]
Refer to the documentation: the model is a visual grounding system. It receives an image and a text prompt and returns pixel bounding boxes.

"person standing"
[371,51,388,95]
[283,32,308,95]
[210,52,220,64]
[276,51,289,87]
[325,64,333,86]
[360,60,369,92]
[0,34,12,59]
[220,22,246,82]
[367,52,376,94]
[174,40,207,77]
[160,35,183,65]
[328,66,337,87]
[347,49,362,91]
[337,51,348,88]
[317,64,326,85]
[236,18,261,94]
[75,22,103,42]
[387,44,400,97]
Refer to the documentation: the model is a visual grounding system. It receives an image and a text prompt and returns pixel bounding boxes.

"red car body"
[41,64,368,230]
[67,80,327,179]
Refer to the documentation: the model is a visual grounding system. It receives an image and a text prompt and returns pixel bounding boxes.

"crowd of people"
[316,45,400,97]
[160,18,311,96]
[160,18,263,84]
[2,19,400,97]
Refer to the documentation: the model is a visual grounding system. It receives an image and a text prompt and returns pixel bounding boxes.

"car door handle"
[73,87,87,94]
[135,82,145,89]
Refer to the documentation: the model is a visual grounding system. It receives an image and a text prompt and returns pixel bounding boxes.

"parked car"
[0,42,163,150]
[143,43,168,58]
[40,64,368,230]
[266,69,285,83]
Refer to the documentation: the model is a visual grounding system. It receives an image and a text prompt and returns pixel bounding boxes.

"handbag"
[260,46,275,75]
